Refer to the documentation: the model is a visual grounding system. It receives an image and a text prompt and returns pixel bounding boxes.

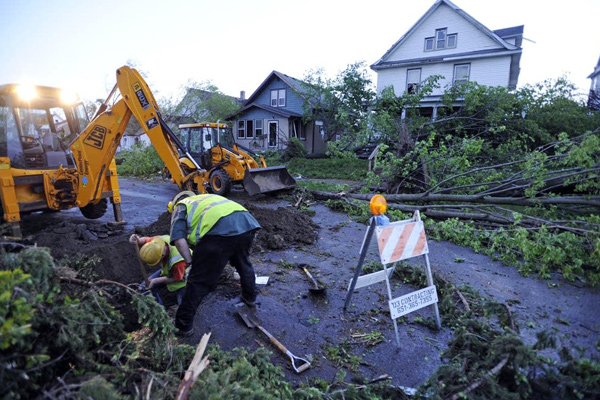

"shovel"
[298,264,326,294]
[236,305,311,374]
[129,237,150,287]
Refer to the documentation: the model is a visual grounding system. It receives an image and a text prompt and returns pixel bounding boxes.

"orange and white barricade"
[345,210,441,347]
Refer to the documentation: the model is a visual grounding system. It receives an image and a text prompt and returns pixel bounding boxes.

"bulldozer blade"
[242,166,297,196]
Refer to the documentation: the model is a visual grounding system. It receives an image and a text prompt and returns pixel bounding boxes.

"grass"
[286,157,369,180]
[297,180,351,192]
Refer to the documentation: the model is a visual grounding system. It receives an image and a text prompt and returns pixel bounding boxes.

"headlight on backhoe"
[60,90,79,104]
[16,85,37,101]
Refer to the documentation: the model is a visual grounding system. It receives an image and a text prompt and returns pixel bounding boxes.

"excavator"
[175,122,296,196]
[0,65,209,237]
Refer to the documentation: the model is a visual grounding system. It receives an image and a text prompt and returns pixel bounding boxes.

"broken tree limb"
[175,332,211,400]
[444,355,510,400]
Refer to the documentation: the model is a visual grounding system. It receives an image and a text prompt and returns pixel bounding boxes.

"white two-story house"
[371,0,523,119]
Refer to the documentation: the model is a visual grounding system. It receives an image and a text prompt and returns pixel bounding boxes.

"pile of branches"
[311,132,600,285]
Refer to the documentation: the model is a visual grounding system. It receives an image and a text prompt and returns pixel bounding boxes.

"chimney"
[240,90,246,100]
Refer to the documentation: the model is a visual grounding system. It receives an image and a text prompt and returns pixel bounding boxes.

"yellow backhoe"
[175,122,296,196]
[0,66,208,237]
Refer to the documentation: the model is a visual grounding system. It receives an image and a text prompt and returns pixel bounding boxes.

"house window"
[453,63,470,86]
[270,89,286,107]
[237,120,245,139]
[255,120,263,138]
[447,33,457,48]
[406,68,421,94]
[246,120,254,139]
[425,38,434,51]
[436,29,446,49]
[425,28,457,51]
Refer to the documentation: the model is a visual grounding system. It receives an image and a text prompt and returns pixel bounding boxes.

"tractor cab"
[179,122,234,170]
[0,84,88,170]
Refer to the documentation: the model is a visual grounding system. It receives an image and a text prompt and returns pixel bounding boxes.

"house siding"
[387,4,502,61]
[374,1,520,97]
[231,71,327,154]
[377,55,512,96]
[257,78,305,114]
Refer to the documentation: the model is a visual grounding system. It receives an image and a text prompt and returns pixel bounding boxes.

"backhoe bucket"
[242,166,297,196]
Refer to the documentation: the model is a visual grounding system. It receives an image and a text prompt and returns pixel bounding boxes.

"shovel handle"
[131,241,150,287]
[302,267,320,287]
[257,325,310,374]
[257,325,288,355]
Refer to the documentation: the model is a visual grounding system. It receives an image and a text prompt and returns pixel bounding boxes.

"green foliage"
[190,345,296,399]
[428,216,600,286]
[385,262,600,400]
[0,247,193,399]
[302,61,375,148]
[297,180,350,193]
[116,142,165,177]
[280,137,308,161]
[287,156,368,180]
[174,80,242,123]
[0,269,34,350]
[324,341,362,372]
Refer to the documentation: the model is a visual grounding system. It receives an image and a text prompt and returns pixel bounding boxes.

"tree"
[301,61,376,153]
[171,80,242,125]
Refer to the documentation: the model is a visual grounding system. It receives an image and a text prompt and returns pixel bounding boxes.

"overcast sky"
[1,0,598,103]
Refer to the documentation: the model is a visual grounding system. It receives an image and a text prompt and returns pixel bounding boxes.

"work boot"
[240,295,256,308]
[175,327,194,337]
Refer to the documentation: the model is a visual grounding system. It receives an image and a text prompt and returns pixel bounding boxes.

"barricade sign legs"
[345,210,441,347]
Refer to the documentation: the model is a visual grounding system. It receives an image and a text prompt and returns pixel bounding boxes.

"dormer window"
[271,89,286,107]
[425,28,457,51]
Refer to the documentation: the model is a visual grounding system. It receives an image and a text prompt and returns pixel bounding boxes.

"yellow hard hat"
[369,194,387,216]
[139,239,166,266]
[168,190,195,213]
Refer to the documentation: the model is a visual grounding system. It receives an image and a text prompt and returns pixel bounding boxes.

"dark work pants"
[175,230,257,331]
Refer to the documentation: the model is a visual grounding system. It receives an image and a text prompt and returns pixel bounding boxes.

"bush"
[116,143,165,177]
[280,137,308,162]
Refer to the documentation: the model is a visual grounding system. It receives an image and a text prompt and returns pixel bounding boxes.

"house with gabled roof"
[226,71,327,155]
[371,0,523,119]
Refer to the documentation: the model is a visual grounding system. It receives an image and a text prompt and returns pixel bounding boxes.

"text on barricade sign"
[388,285,438,320]
[376,219,428,265]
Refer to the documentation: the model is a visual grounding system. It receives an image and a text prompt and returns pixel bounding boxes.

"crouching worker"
[168,191,261,337]
[130,234,188,307]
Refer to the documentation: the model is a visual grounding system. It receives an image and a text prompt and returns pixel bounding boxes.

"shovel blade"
[236,304,259,328]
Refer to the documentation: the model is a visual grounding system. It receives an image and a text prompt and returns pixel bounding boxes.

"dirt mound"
[244,203,319,250]
[28,203,319,286]
[132,204,319,251]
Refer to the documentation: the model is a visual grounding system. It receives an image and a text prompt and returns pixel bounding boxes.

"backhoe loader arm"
[70,66,207,206]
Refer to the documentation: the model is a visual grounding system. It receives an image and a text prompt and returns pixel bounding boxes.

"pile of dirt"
[133,204,320,251]
[27,204,318,285]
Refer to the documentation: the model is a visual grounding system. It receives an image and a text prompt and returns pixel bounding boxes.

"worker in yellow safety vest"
[167,191,261,337]
[130,234,189,307]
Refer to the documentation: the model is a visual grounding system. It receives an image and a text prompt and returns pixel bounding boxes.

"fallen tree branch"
[176,332,211,400]
[59,277,136,294]
[444,355,510,400]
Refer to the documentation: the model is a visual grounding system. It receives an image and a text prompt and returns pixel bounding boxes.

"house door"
[268,121,278,148]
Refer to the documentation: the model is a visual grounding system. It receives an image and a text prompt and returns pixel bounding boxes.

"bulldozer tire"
[79,198,108,219]
[209,169,232,196]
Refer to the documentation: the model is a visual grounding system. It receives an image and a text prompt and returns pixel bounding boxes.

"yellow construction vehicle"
[176,122,296,196]
[0,66,208,237]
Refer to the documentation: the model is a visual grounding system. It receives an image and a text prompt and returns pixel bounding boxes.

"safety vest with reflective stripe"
[156,235,187,292]
[179,194,248,246]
